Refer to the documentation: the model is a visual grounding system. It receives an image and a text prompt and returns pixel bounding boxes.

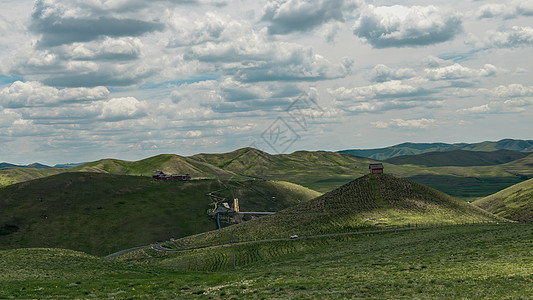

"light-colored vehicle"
[290,234,299,239]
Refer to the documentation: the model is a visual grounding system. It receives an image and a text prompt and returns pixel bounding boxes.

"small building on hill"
[369,163,384,174]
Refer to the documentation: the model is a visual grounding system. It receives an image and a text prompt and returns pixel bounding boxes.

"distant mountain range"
[338,138,533,160]
[0,162,85,170]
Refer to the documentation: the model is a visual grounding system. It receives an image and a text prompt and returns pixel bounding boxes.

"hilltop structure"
[369,163,384,174]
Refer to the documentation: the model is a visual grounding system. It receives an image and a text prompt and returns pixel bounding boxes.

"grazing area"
[0,173,318,256]
[1,224,531,298]
[169,174,505,250]
[474,178,533,222]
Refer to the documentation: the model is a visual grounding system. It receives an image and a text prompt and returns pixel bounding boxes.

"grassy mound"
[0,173,319,256]
[172,174,506,249]
[473,178,533,222]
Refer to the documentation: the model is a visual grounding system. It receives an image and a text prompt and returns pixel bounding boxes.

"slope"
[173,174,505,249]
[3,224,532,298]
[191,148,377,192]
[385,149,529,167]
[473,178,533,222]
[339,138,533,160]
[0,172,319,256]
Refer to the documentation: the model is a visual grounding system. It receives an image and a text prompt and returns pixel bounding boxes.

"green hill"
[172,174,505,249]
[339,138,533,160]
[2,224,532,298]
[385,149,529,167]
[473,178,533,222]
[0,173,319,256]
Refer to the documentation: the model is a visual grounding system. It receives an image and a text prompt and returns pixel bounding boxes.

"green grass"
[169,174,505,250]
[474,178,533,222]
[0,173,319,256]
[2,149,532,201]
[1,224,531,298]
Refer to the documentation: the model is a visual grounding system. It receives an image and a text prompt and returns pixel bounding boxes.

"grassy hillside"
[171,174,505,249]
[339,138,533,160]
[191,148,376,192]
[2,148,531,200]
[2,224,531,298]
[385,149,529,167]
[473,178,533,222]
[0,173,319,256]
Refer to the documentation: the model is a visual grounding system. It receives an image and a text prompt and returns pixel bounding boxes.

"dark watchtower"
[369,163,384,174]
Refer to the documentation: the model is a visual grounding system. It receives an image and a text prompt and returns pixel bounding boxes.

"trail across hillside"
[106,222,507,259]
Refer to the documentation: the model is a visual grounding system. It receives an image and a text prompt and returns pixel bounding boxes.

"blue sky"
[1,0,532,165]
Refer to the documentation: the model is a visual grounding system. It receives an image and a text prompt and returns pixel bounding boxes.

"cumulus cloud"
[171,78,305,114]
[458,99,533,114]
[353,5,462,48]
[369,64,416,82]
[328,80,427,101]
[372,118,435,129]
[480,26,533,48]
[0,81,109,108]
[175,13,352,82]
[98,97,148,121]
[489,84,533,98]
[262,0,358,35]
[425,63,498,81]
[30,0,164,47]
[476,1,533,19]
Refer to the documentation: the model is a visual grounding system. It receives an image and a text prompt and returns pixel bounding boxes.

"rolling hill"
[172,174,505,249]
[339,138,533,160]
[1,147,532,199]
[0,172,319,256]
[384,149,529,167]
[473,178,533,222]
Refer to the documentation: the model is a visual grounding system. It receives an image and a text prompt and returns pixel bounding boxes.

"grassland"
[474,178,533,222]
[167,174,505,250]
[1,224,531,298]
[0,173,319,256]
[1,148,532,200]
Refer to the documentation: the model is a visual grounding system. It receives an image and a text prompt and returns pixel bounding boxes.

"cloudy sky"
[1,0,532,165]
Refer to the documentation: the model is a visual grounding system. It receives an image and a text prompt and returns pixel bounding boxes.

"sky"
[0,0,532,165]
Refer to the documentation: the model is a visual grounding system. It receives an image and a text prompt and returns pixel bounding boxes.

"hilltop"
[172,174,505,249]
[1,146,532,199]
[0,172,319,256]
[473,178,533,222]
[339,138,533,160]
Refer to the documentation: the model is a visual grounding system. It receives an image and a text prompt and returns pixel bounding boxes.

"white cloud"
[476,1,533,19]
[262,0,358,35]
[480,26,533,48]
[425,63,498,81]
[369,64,416,82]
[372,118,435,129]
[0,81,109,108]
[98,97,148,121]
[458,99,533,114]
[353,5,463,48]
[328,80,425,101]
[490,84,533,98]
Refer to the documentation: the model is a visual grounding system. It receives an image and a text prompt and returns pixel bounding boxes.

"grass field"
[0,173,319,256]
[1,224,531,298]
[474,178,533,222]
[167,174,505,250]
